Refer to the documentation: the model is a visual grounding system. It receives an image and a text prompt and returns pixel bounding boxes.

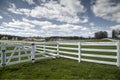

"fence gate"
[0,44,33,66]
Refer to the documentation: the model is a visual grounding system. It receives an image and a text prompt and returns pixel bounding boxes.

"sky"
[0,0,120,37]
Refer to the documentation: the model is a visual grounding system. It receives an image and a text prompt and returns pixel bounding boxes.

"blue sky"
[0,0,120,37]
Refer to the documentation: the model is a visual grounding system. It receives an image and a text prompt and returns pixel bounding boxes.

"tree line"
[0,29,120,41]
[94,30,120,39]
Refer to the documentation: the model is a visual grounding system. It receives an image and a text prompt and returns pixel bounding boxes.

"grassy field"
[0,40,120,79]
[0,58,120,79]
[57,39,113,42]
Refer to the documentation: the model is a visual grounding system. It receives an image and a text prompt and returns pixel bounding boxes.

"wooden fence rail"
[0,41,120,67]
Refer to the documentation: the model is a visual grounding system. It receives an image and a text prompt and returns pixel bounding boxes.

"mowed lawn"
[0,58,120,79]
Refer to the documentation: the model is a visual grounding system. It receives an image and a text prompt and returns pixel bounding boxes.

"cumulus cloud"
[7,0,87,24]
[60,0,85,13]
[1,19,39,36]
[2,19,35,29]
[1,17,90,37]
[92,0,120,23]
[22,18,87,31]
[30,0,86,23]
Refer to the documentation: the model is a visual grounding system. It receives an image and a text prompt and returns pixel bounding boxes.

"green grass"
[0,58,120,79]
[81,39,112,42]
[58,39,112,42]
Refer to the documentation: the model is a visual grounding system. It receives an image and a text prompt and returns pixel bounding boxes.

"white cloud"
[92,0,120,23]
[60,0,85,13]
[22,18,87,31]
[0,16,3,19]
[8,0,87,24]
[1,19,37,37]
[1,17,90,37]
[8,3,31,15]
[23,0,35,5]
[30,0,86,23]
[2,19,35,29]
[8,3,21,14]
[110,24,120,30]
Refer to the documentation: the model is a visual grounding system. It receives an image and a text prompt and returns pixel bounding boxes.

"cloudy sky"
[0,0,120,37]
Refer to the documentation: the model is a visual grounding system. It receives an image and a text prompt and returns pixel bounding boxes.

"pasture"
[0,58,120,79]
[0,39,120,79]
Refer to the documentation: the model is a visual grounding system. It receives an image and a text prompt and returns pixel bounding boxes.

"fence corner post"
[57,42,60,58]
[1,45,6,67]
[31,43,35,63]
[78,42,81,62]
[117,41,120,67]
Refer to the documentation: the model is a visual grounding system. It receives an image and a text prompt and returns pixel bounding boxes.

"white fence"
[0,41,120,67]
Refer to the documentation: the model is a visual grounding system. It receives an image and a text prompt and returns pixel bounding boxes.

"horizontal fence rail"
[0,41,120,67]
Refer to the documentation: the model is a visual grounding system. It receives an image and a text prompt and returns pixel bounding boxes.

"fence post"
[117,41,120,67]
[31,43,35,63]
[18,46,21,62]
[43,43,46,53]
[78,42,81,62]
[57,42,59,58]
[1,45,6,67]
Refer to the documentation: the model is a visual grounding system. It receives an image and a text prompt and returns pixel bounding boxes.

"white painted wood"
[43,42,58,45]
[43,43,46,53]
[59,47,78,50]
[81,42,116,46]
[45,46,57,48]
[35,56,56,60]
[36,45,44,47]
[18,47,21,62]
[6,47,17,64]
[0,41,119,67]
[59,43,77,45]
[78,42,81,62]
[81,48,117,52]
[117,41,120,67]
[57,42,60,57]
[81,53,117,59]
[60,55,78,60]
[36,48,44,51]
[31,43,35,63]
[45,49,57,52]
[47,53,58,56]
[59,51,78,55]
[1,45,6,66]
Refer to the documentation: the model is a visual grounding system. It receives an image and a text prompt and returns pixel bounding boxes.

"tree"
[112,29,120,38]
[95,31,108,39]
